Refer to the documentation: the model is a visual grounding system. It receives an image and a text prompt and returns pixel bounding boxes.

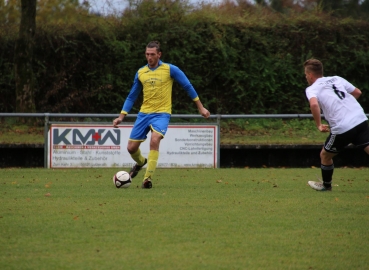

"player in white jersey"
[304,59,369,191]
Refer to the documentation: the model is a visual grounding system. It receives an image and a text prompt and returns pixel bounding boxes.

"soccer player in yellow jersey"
[113,41,210,189]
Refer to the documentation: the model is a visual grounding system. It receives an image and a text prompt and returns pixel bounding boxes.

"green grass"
[1,168,369,269]
[220,118,327,144]
[0,123,44,144]
[0,118,328,145]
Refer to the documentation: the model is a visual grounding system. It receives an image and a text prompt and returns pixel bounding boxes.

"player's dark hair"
[304,59,323,76]
[146,41,161,53]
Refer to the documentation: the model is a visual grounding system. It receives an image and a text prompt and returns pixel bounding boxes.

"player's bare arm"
[350,88,362,99]
[309,97,329,132]
[113,113,126,128]
[194,100,210,118]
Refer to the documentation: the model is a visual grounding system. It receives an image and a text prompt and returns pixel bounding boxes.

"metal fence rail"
[0,112,320,132]
[1,112,320,135]
[0,113,318,118]
[0,113,318,168]
[2,113,369,168]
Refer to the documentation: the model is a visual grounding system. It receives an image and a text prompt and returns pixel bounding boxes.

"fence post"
[43,113,49,168]
[216,114,221,126]
[217,114,221,168]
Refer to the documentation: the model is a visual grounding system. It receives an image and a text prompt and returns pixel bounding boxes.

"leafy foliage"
[0,0,369,114]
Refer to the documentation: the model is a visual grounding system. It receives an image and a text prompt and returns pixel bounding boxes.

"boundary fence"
[2,113,368,168]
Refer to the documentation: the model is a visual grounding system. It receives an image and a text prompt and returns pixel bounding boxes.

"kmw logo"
[53,129,120,145]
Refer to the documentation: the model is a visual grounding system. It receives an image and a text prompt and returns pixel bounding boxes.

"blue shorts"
[129,112,171,142]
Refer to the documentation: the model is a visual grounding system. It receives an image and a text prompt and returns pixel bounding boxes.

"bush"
[0,1,368,114]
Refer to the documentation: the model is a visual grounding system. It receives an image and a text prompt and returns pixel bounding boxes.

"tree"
[14,0,37,113]
[362,0,369,12]
[316,0,367,17]
[0,0,20,25]
[254,0,268,6]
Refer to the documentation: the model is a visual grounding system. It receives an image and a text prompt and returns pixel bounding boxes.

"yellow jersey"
[121,61,199,114]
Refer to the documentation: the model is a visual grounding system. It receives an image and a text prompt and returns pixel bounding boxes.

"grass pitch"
[1,168,369,270]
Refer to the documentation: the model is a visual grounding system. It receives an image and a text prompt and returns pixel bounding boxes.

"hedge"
[1,4,369,114]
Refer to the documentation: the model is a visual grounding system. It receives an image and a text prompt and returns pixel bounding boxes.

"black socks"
[321,164,334,188]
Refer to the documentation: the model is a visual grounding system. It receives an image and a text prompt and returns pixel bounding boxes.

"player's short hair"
[304,59,323,76]
[146,41,161,53]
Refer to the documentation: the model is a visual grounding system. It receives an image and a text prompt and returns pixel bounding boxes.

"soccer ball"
[113,171,131,188]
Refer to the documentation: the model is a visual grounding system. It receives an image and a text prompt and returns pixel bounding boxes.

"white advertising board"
[48,124,218,168]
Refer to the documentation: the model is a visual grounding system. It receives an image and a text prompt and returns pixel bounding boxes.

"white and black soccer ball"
[113,171,131,188]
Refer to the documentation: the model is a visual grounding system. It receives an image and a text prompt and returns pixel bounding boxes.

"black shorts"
[324,121,369,153]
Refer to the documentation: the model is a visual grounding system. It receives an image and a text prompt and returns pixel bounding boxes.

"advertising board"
[48,124,218,168]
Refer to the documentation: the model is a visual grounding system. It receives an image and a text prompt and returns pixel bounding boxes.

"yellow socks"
[131,149,159,180]
[144,150,159,180]
[130,149,146,166]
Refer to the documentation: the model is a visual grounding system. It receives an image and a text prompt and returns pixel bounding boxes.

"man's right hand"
[318,124,330,133]
[113,117,123,128]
